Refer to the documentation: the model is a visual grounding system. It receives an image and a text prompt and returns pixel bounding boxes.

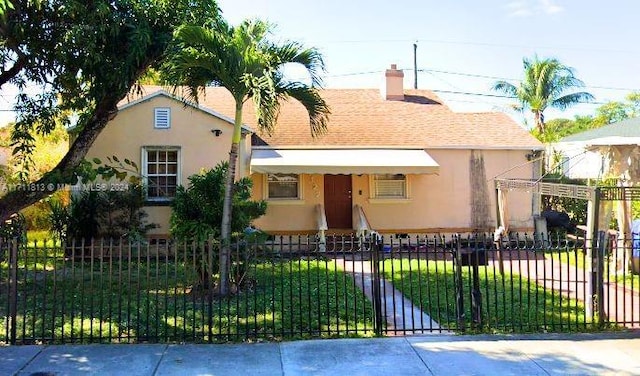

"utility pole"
[413,42,418,89]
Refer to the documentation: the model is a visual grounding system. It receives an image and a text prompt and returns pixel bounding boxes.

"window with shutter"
[267,173,300,199]
[154,108,171,129]
[373,174,407,198]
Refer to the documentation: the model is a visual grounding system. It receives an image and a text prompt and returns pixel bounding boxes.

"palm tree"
[164,18,330,295]
[492,56,594,137]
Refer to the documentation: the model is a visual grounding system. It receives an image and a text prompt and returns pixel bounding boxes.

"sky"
[216,0,640,126]
[1,0,639,127]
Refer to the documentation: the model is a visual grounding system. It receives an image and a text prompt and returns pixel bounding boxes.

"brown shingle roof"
[130,86,542,150]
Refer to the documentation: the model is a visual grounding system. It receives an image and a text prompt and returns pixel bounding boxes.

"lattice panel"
[494,179,537,191]
[538,182,595,200]
[599,187,640,201]
[495,179,597,200]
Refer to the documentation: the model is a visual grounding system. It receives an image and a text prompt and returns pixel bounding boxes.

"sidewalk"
[2,332,639,375]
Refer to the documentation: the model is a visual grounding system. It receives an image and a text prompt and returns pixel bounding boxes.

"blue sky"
[217,0,640,125]
[1,1,638,127]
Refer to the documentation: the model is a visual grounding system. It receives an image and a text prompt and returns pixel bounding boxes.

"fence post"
[595,231,607,328]
[470,237,482,328]
[8,238,18,345]
[454,236,466,332]
[207,237,214,343]
[370,235,384,336]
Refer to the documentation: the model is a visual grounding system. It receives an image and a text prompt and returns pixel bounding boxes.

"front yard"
[1,245,375,344]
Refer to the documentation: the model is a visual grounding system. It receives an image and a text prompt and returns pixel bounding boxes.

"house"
[551,117,640,180]
[85,65,543,238]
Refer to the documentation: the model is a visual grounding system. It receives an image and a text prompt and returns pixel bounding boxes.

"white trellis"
[494,178,640,318]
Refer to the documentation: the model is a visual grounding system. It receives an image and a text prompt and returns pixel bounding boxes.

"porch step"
[324,233,370,252]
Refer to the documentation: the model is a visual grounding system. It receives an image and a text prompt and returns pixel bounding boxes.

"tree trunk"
[0,56,160,221]
[533,110,545,135]
[218,102,244,296]
[0,95,120,220]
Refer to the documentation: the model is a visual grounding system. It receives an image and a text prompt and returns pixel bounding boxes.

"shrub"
[170,162,267,241]
[170,162,267,293]
[48,184,155,243]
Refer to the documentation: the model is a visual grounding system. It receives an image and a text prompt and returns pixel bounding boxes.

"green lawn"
[382,258,591,333]
[552,249,640,292]
[0,246,375,344]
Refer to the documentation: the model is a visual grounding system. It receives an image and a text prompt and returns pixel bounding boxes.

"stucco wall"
[85,95,240,236]
[87,96,537,236]
[252,149,536,233]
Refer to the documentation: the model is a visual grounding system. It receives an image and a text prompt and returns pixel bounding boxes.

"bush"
[170,162,267,241]
[48,184,155,243]
[21,190,69,231]
[170,163,267,292]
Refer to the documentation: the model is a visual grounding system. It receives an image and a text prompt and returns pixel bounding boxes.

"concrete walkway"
[1,332,639,375]
[334,257,444,334]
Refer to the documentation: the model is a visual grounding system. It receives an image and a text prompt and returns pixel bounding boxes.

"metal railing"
[315,204,328,252]
[353,204,372,237]
[1,232,638,344]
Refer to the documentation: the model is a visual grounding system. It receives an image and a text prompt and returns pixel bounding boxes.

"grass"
[551,248,639,291]
[0,245,375,344]
[25,230,61,248]
[382,258,592,333]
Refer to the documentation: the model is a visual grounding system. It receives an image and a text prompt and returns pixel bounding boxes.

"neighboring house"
[551,117,640,179]
[86,65,543,238]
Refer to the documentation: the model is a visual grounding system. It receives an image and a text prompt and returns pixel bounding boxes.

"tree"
[493,56,594,137]
[170,163,267,291]
[0,0,220,221]
[163,18,330,295]
[170,163,266,241]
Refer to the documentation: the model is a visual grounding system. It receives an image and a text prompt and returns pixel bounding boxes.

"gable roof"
[131,86,541,150]
[117,89,253,133]
[559,117,640,143]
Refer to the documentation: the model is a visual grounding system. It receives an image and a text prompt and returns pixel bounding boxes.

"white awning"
[250,149,440,174]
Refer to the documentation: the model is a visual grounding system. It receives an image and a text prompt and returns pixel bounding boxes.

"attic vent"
[154,107,171,129]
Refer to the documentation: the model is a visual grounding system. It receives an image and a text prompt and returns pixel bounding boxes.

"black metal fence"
[1,232,638,344]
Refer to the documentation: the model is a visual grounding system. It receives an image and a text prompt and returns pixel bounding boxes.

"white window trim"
[263,173,304,202]
[368,174,410,202]
[154,107,171,129]
[141,146,181,202]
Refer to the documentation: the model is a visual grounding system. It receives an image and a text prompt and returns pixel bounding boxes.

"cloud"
[506,0,564,17]
[540,0,563,14]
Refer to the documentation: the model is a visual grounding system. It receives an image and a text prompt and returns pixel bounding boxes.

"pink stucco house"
[85,65,543,238]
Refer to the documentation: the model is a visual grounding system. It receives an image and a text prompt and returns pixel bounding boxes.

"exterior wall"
[85,95,239,236]
[550,142,606,179]
[251,149,536,234]
[251,173,324,233]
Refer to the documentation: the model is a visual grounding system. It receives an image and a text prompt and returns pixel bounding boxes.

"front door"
[324,174,352,229]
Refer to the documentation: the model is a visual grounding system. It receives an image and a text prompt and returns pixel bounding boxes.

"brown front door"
[324,174,352,229]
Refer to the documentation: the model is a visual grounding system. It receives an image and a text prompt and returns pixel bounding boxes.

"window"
[372,174,407,198]
[154,107,171,128]
[267,173,300,199]
[143,147,180,201]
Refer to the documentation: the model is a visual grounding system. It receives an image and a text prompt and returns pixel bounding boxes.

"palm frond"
[552,92,595,110]
[267,42,325,87]
[492,80,518,97]
[279,83,330,137]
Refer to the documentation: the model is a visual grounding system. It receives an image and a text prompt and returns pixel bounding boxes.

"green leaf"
[92,157,102,165]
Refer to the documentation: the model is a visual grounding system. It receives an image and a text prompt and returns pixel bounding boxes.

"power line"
[326,67,639,93]
[317,37,640,55]
[416,68,639,92]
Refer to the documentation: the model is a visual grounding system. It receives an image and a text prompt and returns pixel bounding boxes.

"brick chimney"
[382,64,404,101]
